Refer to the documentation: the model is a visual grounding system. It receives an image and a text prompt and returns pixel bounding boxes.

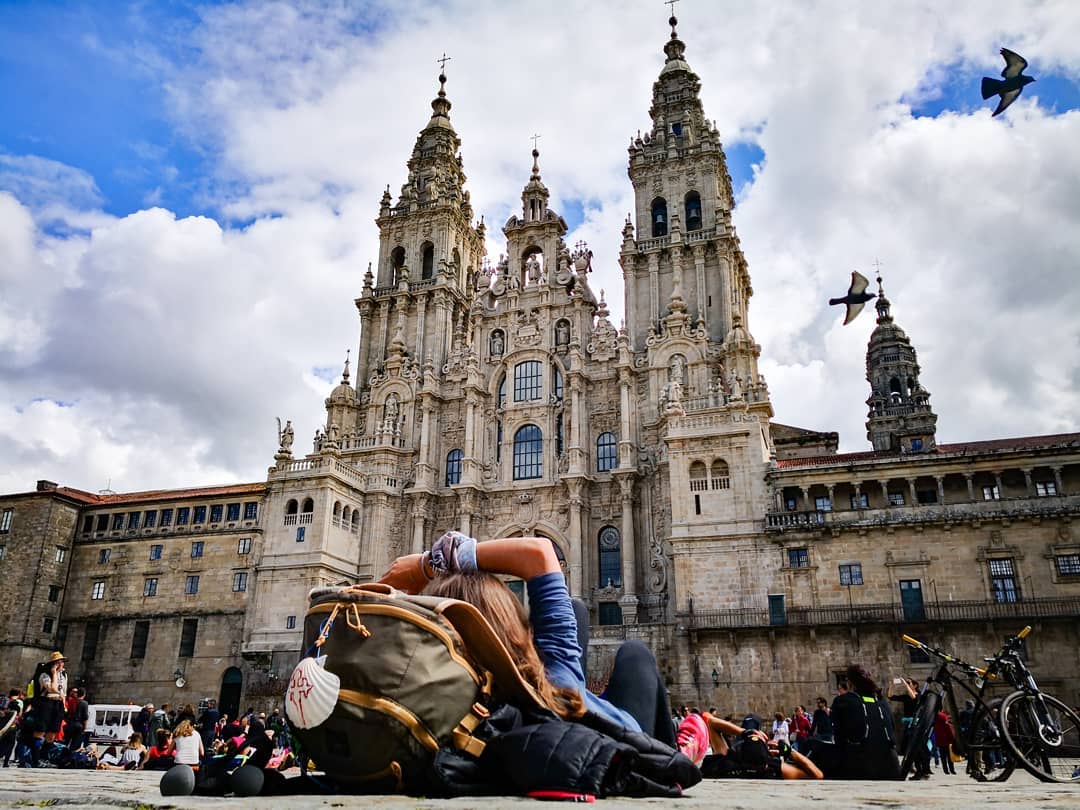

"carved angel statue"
[728,370,742,400]
[276,418,294,453]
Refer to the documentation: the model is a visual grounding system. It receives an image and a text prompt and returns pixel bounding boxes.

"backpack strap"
[451,701,491,757]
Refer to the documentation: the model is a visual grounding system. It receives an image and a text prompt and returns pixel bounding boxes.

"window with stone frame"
[513,361,543,402]
[1036,481,1058,497]
[982,485,1000,501]
[596,432,617,473]
[0,508,12,533]
[1055,553,1080,577]
[95,514,109,532]
[238,537,252,555]
[111,513,124,530]
[910,438,924,451]
[445,449,464,486]
[513,424,543,480]
[887,492,905,506]
[210,504,224,523]
[149,544,162,561]
[55,546,66,563]
[232,572,248,592]
[91,581,105,600]
[553,365,564,401]
[131,620,150,659]
[814,496,832,512]
[598,527,622,588]
[82,623,100,660]
[144,578,157,597]
[227,503,241,521]
[48,585,61,602]
[191,541,204,558]
[0,545,5,560]
[98,548,111,564]
[244,502,258,520]
[82,515,93,534]
[839,563,863,586]
[598,602,623,626]
[143,510,157,528]
[850,493,869,509]
[193,505,207,524]
[160,508,173,526]
[184,575,199,595]
[689,461,708,492]
[176,507,190,525]
[286,615,297,630]
[787,548,810,568]
[127,512,140,530]
[497,375,506,408]
[179,619,198,657]
[42,617,54,634]
[710,460,731,490]
[988,558,1019,603]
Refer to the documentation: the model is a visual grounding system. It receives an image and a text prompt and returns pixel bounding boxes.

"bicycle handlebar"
[901,634,921,647]
[1017,625,1032,640]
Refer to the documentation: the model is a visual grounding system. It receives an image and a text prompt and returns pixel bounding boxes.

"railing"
[685,596,1080,631]
[685,226,718,244]
[637,235,671,252]
[766,494,1078,533]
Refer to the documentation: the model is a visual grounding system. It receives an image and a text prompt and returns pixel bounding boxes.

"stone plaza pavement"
[0,769,1077,809]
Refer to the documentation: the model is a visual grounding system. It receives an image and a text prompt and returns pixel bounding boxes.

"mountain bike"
[900,627,1080,784]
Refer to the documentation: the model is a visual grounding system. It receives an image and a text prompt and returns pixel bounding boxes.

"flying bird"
[981,48,1035,117]
[829,271,876,325]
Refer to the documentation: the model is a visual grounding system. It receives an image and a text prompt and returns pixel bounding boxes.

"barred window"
[1056,554,1080,576]
[445,449,464,486]
[689,461,708,492]
[596,432,617,473]
[787,548,809,568]
[513,361,543,401]
[989,558,1019,603]
[598,527,622,588]
[513,424,543,480]
[839,563,863,586]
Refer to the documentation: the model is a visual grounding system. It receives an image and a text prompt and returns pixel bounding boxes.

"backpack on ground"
[285,583,542,794]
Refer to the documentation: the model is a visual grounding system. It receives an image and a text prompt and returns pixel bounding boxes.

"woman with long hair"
[828,664,901,779]
[167,719,204,769]
[379,534,697,757]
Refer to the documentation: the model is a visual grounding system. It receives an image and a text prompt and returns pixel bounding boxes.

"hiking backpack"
[285,583,540,793]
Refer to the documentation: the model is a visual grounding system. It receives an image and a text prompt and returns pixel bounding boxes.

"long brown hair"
[425,572,584,720]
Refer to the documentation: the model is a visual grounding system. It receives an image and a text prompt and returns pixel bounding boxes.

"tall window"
[112,514,124,530]
[176,507,190,525]
[127,512,140,530]
[55,546,66,563]
[555,414,564,457]
[244,502,258,520]
[144,578,158,597]
[226,503,241,521]
[514,361,543,401]
[787,548,809,568]
[91,581,105,600]
[513,425,543,480]
[496,420,503,464]
[421,242,435,280]
[193,505,207,524]
[651,197,668,237]
[95,514,109,532]
[149,544,162,561]
[689,461,708,492]
[82,623,99,661]
[238,537,252,555]
[390,246,405,284]
[598,527,622,588]
[160,508,174,527]
[553,365,564,401]
[48,585,61,602]
[191,541,204,558]
[989,559,1019,603]
[0,508,12,533]
[232,572,248,592]
[497,375,506,408]
[184,575,200,595]
[179,618,198,657]
[596,432,617,472]
[685,190,702,231]
[143,510,157,528]
[710,459,730,490]
[131,620,150,659]
[98,548,111,564]
[445,449,464,486]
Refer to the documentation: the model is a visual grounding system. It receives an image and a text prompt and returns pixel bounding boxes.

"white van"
[87,704,136,744]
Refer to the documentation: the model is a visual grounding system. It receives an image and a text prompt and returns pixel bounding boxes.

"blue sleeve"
[525,572,585,691]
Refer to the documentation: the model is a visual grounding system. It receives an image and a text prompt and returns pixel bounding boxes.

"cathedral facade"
[2,20,1078,713]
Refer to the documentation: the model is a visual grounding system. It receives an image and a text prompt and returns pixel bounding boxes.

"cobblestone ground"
[0,769,1077,809]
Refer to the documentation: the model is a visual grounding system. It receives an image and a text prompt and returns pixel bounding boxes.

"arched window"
[421,242,435,280]
[889,377,902,395]
[710,459,730,490]
[523,247,543,286]
[333,502,341,519]
[489,329,505,357]
[598,526,622,588]
[513,425,543,480]
[390,246,405,285]
[689,461,708,492]
[445,449,464,486]
[342,505,351,523]
[685,191,702,231]
[596,432,617,472]
[651,197,668,238]
[285,499,298,515]
[514,360,543,402]
[351,511,360,533]
[301,498,314,513]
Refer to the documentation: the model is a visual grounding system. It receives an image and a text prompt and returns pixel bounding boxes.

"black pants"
[572,600,676,748]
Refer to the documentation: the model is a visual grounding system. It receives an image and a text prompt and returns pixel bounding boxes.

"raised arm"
[378,535,560,593]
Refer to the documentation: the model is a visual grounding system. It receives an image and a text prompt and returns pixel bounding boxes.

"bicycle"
[900,626,1080,784]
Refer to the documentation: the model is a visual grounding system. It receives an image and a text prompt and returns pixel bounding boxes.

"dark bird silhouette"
[829,271,876,325]
[981,48,1035,117]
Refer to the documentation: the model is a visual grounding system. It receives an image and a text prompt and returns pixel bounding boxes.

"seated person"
[144,730,175,770]
[96,744,122,769]
[700,713,822,779]
[826,665,901,780]
[379,534,689,754]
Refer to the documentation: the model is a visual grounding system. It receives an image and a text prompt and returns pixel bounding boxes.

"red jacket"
[792,712,812,740]
[933,712,955,747]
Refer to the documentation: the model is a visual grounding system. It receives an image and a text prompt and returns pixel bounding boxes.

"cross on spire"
[665,0,680,31]
[437,53,452,71]
[665,0,679,14]
[531,133,541,150]
[871,257,884,275]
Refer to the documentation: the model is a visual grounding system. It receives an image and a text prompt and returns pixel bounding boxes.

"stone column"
[417,398,435,476]
[618,368,633,468]
[617,475,638,623]
[880,481,890,505]
[1053,466,1064,495]
[566,479,584,597]
[433,291,451,370]
[965,474,975,501]
[458,491,475,537]
[826,484,836,511]
[410,496,428,555]
[853,482,864,510]
[800,487,810,510]
[648,253,660,330]
[993,471,1004,499]
[414,293,428,365]
[623,258,637,350]
[357,302,374,387]
[463,393,478,481]
[693,245,707,328]
[907,478,917,507]
[720,257,732,338]
[1022,468,1034,497]
[936,476,945,505]
[569,378,585,474]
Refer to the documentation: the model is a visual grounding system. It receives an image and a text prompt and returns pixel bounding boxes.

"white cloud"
[1,0,1079,493]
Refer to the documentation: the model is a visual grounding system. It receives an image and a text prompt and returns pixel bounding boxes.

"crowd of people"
[0,657,290,776]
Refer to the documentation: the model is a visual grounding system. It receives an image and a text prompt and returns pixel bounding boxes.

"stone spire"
[521,140,550,223]
[394,66,467,211]
[865,275,938,453]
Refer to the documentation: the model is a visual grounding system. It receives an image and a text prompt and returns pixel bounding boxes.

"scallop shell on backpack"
[285,656,341,729]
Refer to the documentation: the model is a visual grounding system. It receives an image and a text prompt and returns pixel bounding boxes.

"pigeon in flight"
[981,48,1035,117]
[829,271,876,325]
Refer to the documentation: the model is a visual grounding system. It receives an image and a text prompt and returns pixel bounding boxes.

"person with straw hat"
[33,652,68,748]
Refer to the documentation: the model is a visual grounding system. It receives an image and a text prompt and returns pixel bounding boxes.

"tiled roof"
[775,432,1080,470]
[11,482,267,506]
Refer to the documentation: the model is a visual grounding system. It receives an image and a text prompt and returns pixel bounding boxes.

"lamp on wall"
[174,669,186,689]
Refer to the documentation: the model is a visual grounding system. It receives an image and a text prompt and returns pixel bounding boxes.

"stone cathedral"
[3,18,1077,713]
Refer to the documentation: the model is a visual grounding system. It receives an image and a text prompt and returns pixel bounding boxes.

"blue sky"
[1,0,1079,491]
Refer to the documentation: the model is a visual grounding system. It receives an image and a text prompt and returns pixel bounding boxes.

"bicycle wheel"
[900,690,938,779]
[1000,691,1080,783]
[966,700,1014,782]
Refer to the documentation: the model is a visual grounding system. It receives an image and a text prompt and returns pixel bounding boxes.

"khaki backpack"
[285,583,541,791]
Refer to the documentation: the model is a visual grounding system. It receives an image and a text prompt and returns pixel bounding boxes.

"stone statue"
[384,393,400,424]
[490,330,504,356]
[277,419,294,453]
[669,355,686,387]
[313,428,324,452]
[728,370,742,400]
[555,320,570,345]
[525,254,541,284]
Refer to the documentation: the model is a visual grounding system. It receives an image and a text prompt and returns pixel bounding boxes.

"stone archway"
[218,666,243,720]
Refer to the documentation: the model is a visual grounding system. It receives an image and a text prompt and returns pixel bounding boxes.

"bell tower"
[865,276,938,452]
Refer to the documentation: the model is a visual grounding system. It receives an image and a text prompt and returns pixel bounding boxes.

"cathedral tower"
[864,276,938,452]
